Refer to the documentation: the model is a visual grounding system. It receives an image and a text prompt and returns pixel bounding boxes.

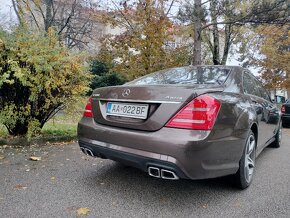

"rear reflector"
[165,95,221,130]
[281,105,285,114]
[83,96,93,117]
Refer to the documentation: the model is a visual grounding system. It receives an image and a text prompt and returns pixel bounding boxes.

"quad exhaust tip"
[148,167,160,178]
[148,166,179,180]
[80,147,95,157]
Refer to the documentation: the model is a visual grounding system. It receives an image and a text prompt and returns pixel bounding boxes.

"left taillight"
[281,105,285,114]
[165,95,221,130]
[83,96,93,117]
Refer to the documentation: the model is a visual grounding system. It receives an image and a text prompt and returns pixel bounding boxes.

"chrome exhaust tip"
[148,167,160,178]
[160,169,179,180]
[84,148,94,157]
[80,147,86,154]
[80,147,94,157]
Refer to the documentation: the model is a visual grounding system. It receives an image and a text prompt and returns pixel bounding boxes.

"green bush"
[0,28,90,136]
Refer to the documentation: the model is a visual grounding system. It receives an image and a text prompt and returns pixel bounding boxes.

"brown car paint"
[77,66,280,180]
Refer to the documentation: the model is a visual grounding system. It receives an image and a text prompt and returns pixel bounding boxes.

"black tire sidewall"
[235,130,256,189]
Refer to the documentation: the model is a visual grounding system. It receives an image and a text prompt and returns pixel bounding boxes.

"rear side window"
[127,67,230,85]
[257,84,271,102]
[243,73,260,97]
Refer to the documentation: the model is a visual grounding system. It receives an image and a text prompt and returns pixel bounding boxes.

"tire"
[234,130,256,189]
[270,122,282,148]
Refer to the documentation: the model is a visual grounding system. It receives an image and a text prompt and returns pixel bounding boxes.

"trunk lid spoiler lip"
[92,86,225,104]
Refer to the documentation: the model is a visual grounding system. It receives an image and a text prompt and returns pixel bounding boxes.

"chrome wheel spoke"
[247,156,254,168]
[248,140,255,155]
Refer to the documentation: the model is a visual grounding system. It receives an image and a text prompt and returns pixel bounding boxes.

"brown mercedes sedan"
[77,66,282,189]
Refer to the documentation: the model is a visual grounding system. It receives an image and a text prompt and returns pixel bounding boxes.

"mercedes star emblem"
[122,89,131,97]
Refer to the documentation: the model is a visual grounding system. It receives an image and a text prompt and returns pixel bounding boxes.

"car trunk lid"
[91,84,224,131]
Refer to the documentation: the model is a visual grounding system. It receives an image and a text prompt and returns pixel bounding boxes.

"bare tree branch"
[165,0,175,16]
[11,0,22,24]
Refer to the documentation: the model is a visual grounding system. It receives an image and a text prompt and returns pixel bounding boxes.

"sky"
[0,0,13,14]
[0,0,17,26]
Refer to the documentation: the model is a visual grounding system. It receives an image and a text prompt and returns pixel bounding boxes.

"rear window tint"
[127,67,230,85]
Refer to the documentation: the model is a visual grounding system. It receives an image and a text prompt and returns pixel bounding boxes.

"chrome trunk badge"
[122,89,131,97]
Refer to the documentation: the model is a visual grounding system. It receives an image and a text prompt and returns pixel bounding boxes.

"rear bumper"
[78,117,247,180]
[79,140,189,179]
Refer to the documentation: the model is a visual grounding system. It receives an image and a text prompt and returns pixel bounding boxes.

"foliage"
[89,60,127,91]
[0,27,90,136]
[177,0,289,65]
[256,25,290,90]
[101,0,190,80]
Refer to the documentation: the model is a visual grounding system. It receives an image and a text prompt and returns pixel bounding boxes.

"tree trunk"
[221,24,232,65]
[11,0,23,25]
[211,0,220,65]
[44,0,53,32]
[193,0,202,65]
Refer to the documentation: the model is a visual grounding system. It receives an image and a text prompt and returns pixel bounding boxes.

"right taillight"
[83,96,93,117]
[281,105,285,114]
[165,95,221,130]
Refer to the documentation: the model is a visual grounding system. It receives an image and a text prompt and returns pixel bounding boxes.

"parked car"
[78,66,281,189]
[281,99,290,127]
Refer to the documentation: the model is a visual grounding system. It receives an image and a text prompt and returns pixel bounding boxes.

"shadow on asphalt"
[70,136,286,212]
[80,161,239,197]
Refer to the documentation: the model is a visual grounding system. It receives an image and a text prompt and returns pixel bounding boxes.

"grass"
[41,112,82,141]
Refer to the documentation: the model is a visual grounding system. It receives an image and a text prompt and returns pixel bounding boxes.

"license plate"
[106,102,149,119]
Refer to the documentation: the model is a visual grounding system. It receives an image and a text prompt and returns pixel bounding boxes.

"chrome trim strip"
[96,98,181,104]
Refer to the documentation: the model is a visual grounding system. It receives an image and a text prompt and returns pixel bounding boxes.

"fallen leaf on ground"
[76,207,90,216]
[66,207,73,212]
[15,184,27,190]
[29,156,41,161]
[0,156,5,160]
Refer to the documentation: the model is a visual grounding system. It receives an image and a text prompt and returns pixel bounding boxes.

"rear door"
[243,72,275,149]
[256,83,280,132]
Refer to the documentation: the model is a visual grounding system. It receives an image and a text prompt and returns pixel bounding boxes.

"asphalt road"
[1,129,290,218]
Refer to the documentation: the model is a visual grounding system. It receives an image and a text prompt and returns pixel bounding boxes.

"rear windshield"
[127,66,231,85]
